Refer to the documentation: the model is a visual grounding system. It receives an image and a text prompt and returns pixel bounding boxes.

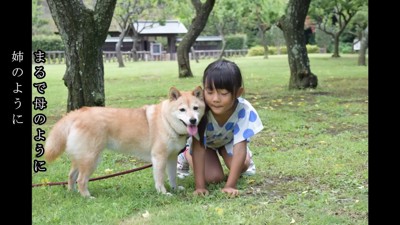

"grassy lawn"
[32,54,368,225]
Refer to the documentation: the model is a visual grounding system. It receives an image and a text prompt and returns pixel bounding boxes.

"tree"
[114,0,166,67]
[242,0,286,59]
[277,0,318,89]
[46,0,117,112]
[114,0,141,68]
[309,0,367,58]
[345,5,368,66]
[177,0,215,78]
[33,0,51,36]
[358,26,368,66]
[206,0,241,59]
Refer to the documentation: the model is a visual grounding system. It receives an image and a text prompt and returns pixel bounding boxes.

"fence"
[31,49,249,64]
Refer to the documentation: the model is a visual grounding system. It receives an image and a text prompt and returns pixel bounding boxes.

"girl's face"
[204,83,243,117]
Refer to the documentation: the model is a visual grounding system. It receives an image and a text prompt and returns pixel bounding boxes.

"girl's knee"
[206,171,225,184]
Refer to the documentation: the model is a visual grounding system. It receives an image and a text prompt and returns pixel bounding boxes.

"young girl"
[177,59,264,196]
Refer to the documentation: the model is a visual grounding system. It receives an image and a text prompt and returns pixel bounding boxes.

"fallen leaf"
[41,178,49,184]
[215,207,223,216]
[142,210,150,218]
[247,179,256,184]
[104,168,113,174]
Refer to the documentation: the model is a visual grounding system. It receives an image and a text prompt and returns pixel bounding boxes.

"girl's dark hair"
[198,59,244,146]
[202,59,243,98]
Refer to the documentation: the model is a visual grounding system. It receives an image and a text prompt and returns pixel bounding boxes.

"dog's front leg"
[166,156,178,190]
[151,154,168,194]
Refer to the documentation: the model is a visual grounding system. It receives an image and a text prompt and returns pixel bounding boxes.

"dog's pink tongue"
[187,125,198,136]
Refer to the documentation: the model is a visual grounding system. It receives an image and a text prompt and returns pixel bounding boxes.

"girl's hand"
[193,188,209,196]
[221,187,239,197]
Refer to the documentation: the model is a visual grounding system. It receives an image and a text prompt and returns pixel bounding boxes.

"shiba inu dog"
[44,86,205,197]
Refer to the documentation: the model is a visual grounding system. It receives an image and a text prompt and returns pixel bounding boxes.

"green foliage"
[327,42,354,54]
[248,45,290,56]
[267,46,277,55]
[265,25,285,47]
[279,46,287,54]
[225,34,247,50]
[32,0,52,35]
[32,35,65,51]
[349,5,368,33]
[306,45,320,53]
[114,0,166,32]
[309,0,368,56]
[247,45,264,56]
[204,0,243,36]
[315,29,332,48]
[269,46,287,55]
[245,32,258,49]
[240,0,286,49]
[339,42,354,54]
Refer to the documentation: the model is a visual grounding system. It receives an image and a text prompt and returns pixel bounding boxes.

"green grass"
[32,54,368,225]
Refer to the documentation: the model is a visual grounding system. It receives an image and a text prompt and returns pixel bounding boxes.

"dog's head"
[168,86,205,136]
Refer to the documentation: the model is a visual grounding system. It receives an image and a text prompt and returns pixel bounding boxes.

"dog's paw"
[164,192,173,196]
[156,185,168,194]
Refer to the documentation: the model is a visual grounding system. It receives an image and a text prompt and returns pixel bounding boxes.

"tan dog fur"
[44,86,205,197]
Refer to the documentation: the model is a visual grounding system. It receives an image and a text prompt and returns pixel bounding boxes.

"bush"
[32,35,65,51]
[248,45,323,56]
[327,42,355,54]
[247,45,264,56]
[268,46,277,55]
[225,34,247,50]
[248,45,290,56]
[340,42,354,54]
[279,46,287,54]
[306,45,320,53]
[269,46,287,55]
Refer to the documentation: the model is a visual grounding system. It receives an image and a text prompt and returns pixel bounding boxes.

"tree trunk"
[358,26,368,66]
[259,26,269,59]
[177,0,215,78]
[332,34,340,58]
[191,47,199,63]
[218,37,226,60]
[46,0,117,112]
[216,24,225,60]
[277,0,318,90]
[131,33,139,61]
[116,28,127,67]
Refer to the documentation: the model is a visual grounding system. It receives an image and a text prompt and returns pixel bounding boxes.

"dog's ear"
[193,86,203,100]
[169,86,181,101]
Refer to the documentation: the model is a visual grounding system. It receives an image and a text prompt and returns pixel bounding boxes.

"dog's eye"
[193,106,198,110]
[179,108,186,112]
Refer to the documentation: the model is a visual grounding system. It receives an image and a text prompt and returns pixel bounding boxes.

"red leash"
[32,163,152,187]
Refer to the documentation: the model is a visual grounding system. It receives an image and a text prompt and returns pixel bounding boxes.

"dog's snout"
[189,118,197,125]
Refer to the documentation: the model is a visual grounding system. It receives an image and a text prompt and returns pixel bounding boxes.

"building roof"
[105,35,223,43]
[176,36,223,42]
[133,20,187,35]
[105,36,134,42]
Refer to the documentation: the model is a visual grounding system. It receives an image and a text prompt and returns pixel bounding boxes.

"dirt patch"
[243,175,305,201]
[307,91,330,96]
[332,207,368,221]
[247,93,319,109]
[323,77,368,98]
[246,77,368,110]
[324,123,368,136]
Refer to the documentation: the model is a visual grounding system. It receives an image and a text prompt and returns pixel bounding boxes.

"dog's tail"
[44,115,71,162]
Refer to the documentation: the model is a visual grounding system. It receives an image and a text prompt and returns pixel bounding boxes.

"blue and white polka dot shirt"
[201,97,264,155]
